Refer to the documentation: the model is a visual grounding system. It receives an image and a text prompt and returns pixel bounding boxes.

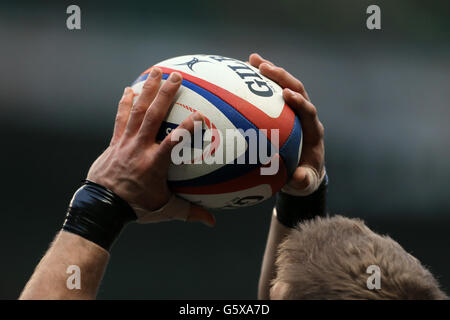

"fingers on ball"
[284,89,315,116]
[111,87,135,144]
[249,53,274,68]
[124,69,163,137]
[159,112,202,155]
[138,72,183,141]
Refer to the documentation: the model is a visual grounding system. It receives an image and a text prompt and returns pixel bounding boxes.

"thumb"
[283,165,324,196]
[187,205,216,227]
[287,166,310,190]
[157,112,203,163]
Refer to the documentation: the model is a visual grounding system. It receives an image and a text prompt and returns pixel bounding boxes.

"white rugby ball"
[131,54,302,209]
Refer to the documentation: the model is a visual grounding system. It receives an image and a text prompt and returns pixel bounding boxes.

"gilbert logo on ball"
[131,55,302,209]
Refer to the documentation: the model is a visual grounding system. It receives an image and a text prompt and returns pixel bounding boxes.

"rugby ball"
[131,54,302,209]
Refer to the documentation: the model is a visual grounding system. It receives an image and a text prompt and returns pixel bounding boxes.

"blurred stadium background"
[0,0,449,299]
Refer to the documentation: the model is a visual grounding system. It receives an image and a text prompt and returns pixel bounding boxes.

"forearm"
[20,231,109,300]
[258,209,291,300]
[249,52,327,300]
[258,175,328,299]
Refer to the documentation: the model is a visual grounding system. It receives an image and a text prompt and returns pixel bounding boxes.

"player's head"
[270,215,448,300]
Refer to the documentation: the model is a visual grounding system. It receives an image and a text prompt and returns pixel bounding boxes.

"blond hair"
[272,215,448,299]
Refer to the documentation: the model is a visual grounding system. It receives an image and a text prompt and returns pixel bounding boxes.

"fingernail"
[150,68,160,78]
[169,72,181,83]
[123,87,129,94]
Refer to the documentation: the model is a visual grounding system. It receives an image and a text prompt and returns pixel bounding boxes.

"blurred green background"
[1,0,449,299]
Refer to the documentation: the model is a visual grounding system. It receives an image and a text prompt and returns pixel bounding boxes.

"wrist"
[275,174,328,228]
[62,180,137,251]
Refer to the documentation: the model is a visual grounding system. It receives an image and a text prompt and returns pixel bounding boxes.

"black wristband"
[62,180,137,251]
[275,174,328,228]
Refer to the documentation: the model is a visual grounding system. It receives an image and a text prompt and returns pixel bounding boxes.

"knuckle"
[143,77,157,90]
[114,113,123,124]
[276,67,286,75]
[143,85,158,95]
[118,95,130,105]
[306,103,318,117]
[317,122,325,138]
[158,85,172,98]
[294,92,305,104]
[142,81,154,91]
[131,103,147,115]
[149,114,160,127]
